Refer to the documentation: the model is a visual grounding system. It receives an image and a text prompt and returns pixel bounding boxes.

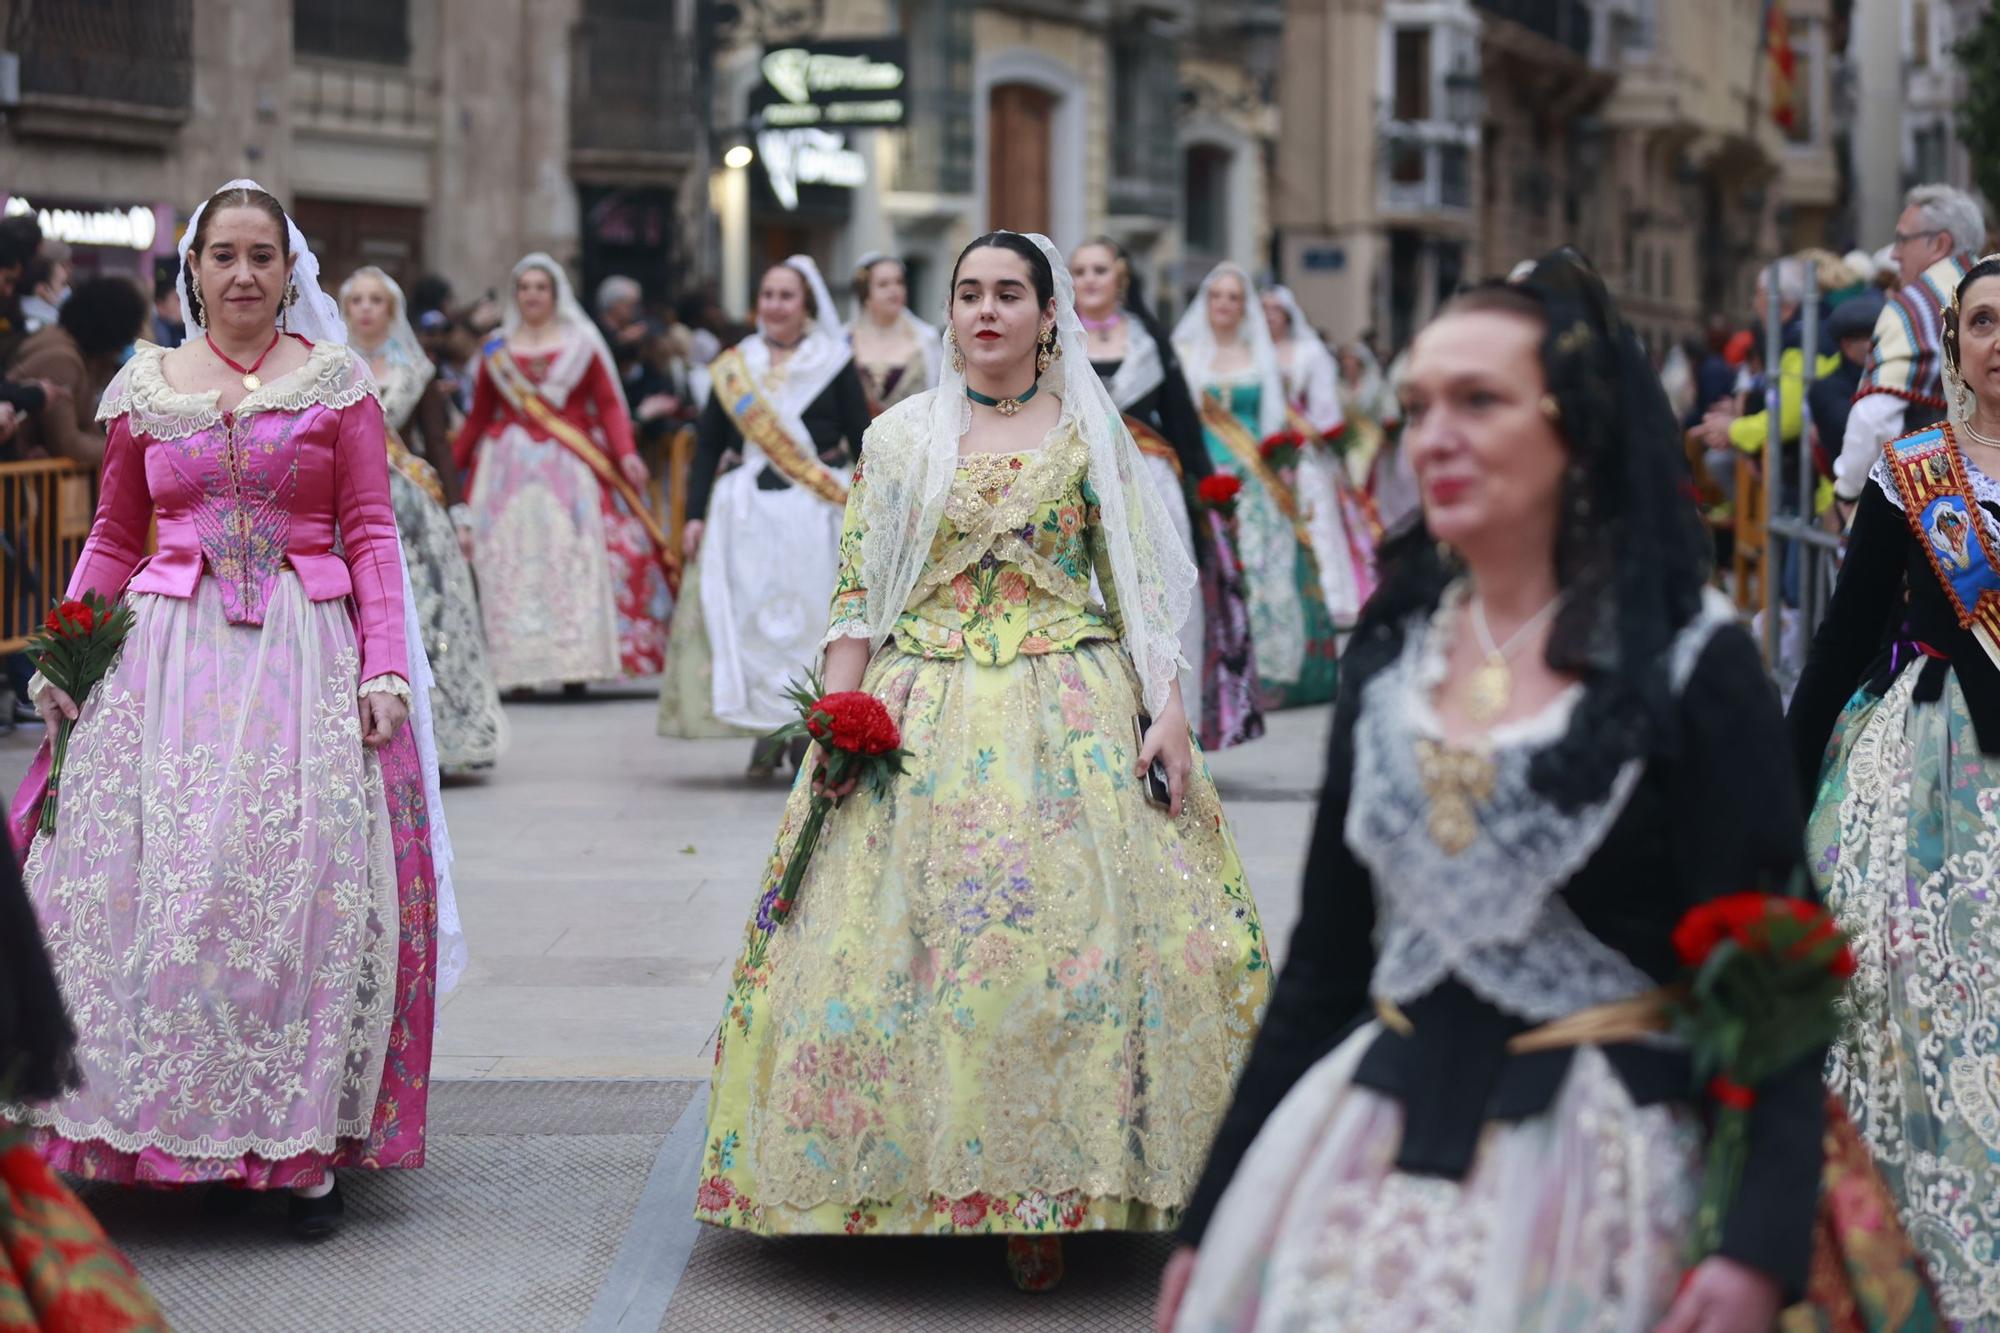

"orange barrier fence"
[0,460,95,654]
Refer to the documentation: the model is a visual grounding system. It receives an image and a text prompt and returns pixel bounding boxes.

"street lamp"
[723,143,754,170]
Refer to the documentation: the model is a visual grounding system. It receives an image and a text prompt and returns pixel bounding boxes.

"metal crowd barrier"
[0,459,95,654]
[1759,261,1843,690]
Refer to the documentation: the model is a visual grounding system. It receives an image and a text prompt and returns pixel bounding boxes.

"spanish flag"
[1765,1,1798,131]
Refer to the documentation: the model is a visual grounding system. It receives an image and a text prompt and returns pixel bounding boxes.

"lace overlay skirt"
[389,466,507,773]
[2,575,437,1187]
[697,642,1269,1235]
[1811,668,2000,1323]
[1175,1027,1700,1333]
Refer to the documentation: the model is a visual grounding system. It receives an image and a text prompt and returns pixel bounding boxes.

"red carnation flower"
[1197,474,1243,507]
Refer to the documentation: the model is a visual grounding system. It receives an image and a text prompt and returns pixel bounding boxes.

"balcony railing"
[4,0,192,118]
[291,62,438,135]
[1473,0,1593,59]
[1380,130,1473,216]
[570,15,701,163]
[1107,23,1181,220]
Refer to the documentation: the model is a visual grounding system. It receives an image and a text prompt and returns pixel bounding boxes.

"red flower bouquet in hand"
[25,592,136,835]
[1258,430,1306,470]
[1671,890,1853,1262]
[1195,473,1243,519]
[761,672,911,924]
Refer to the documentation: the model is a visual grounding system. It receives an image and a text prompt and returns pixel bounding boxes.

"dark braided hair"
[1347,248,1712,810]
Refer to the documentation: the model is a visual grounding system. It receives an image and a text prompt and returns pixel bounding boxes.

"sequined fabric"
[697,434,1270,1235]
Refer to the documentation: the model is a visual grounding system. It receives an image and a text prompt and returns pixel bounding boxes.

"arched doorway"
[987,82,1054,236]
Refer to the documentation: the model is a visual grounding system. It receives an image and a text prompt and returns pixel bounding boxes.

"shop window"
[1393,28,1431,122]
[988,84,1055,236]
[897,0,975,196]
[293,0,409,65]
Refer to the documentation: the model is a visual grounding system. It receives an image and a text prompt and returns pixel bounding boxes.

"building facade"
[704,0,1280,324]
[1,0,703,312]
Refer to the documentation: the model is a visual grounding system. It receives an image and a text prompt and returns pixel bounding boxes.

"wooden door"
[987,83,1053,236]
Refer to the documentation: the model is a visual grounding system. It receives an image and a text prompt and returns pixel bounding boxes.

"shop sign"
[759,128,868,211]
[754,38,908,130]
[2,197,158,252]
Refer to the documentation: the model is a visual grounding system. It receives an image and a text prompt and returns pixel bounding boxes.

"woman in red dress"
[452,254,674,693]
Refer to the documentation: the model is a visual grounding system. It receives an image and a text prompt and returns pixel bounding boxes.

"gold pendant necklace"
[1459,588,1564,726]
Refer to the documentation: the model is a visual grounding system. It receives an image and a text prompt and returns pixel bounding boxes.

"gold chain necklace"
[1462,590,1564,725]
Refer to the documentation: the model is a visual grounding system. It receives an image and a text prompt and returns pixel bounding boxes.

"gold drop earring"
[1036,325,1057,375]
[947,325,966,374]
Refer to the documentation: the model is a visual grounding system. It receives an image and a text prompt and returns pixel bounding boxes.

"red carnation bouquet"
[1195,473,1242,519]
[1670,890,1854,1262]
[1259,430,1306,470]
[761,672,911,924]
[25,592,136,835]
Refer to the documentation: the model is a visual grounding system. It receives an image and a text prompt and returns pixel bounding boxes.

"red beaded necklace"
[205,329,283,392]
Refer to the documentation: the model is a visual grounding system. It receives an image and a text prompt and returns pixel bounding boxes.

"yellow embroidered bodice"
[828,424,1123,664]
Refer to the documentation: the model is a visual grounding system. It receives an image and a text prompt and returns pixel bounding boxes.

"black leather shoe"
[288,1180,345,1241]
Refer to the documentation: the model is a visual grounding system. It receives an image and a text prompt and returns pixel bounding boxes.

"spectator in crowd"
[628,322,702,447]
[596,274,645,348]
[1831,182,1986,510]
[151,271,185,348]
[18,240,71,335]
[0,214,43,366]
[1807,290,1886,483]
[4,275,149,468]
[411,272,454,319]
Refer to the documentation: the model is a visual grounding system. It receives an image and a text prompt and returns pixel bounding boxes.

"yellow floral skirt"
[696,641,1270,1236]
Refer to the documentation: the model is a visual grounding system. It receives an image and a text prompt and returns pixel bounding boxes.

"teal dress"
[1198,378,1338,708]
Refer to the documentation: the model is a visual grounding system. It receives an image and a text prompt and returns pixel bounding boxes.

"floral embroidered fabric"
[698,428,1270,1235]
[1349,585,1737,1023]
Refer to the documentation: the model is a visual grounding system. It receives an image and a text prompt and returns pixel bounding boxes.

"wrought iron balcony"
[1379,129,1474,217]
[570,12,702,171]
[4,0,192,142]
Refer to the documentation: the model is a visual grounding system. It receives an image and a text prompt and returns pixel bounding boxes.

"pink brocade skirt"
[3,575,435,1189]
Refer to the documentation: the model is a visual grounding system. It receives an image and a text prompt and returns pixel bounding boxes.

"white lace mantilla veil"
[847,252,945,390]
[178,178,348,347]
[1172,262,1288,438]
[847,231,1197,715]
[339,266,435,429]
[504,252,621,411]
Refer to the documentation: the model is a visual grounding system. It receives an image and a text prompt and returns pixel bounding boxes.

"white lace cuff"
[821,620,874,648]
[27,671,50,701]
[359,674,413,701]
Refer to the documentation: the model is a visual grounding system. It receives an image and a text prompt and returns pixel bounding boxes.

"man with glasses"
[1832,183,1987,510]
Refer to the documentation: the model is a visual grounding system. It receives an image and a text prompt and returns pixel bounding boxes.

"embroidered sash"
[1287,406,1383,542]
[1199,388,1312,548]
[1884,424,2000,672]
[710,348,850,506]
[483,342,679,575]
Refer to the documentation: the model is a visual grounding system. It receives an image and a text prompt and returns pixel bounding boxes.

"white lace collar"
[97,341,378,441]
[1348,586,1738,1023]
[1871,436,2000,511]
[1406,582,1585,750]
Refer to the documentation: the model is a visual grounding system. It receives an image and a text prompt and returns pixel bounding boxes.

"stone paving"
[0,686,1328,1331]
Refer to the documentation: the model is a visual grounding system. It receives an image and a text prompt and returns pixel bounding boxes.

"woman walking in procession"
[1789,253,2000,1325]
[1263,284,1379,629]
[1071,237,1262,749]
[0,182,448,1239]
[343,265,508,776]
[694,232,1269,1291]
[1159,251,1829,1332]
[659,257,870,775]
[847,253,940,416]
[453,254,674,696]
[1176,264,1340,708]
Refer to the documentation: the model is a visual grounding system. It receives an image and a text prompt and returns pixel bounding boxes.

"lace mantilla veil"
[847,231,1198,715]
[1172,262,1289,438]
[178,178,348,347]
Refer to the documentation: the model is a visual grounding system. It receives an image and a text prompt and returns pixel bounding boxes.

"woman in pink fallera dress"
[0,182,443,1241]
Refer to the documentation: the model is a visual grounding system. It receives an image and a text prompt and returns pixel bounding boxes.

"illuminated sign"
[758,128,868,211]
[753,38,909,130]
[3,197,158,251]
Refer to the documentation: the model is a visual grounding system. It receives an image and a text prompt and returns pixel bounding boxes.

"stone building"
[1275,0,1841,355]
[0,0,702,310]
[705,0,1281,321]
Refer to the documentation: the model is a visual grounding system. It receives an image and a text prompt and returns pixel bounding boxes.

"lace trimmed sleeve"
[823,457,873,644]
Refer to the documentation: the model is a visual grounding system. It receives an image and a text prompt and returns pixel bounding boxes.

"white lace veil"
[1261,284,1327,387]
[339,266,435,429]
[178,178,347,346]
[1172,262,1287,438]
[740,254,852,418]
[1946,255,2000,442]
[853,232,1196,714]
[504,252,620,410]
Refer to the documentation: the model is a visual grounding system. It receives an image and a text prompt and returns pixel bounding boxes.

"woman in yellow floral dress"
[696,232,1270,1290]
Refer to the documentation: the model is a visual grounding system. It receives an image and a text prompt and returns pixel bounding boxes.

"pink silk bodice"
[72,340,409,683]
